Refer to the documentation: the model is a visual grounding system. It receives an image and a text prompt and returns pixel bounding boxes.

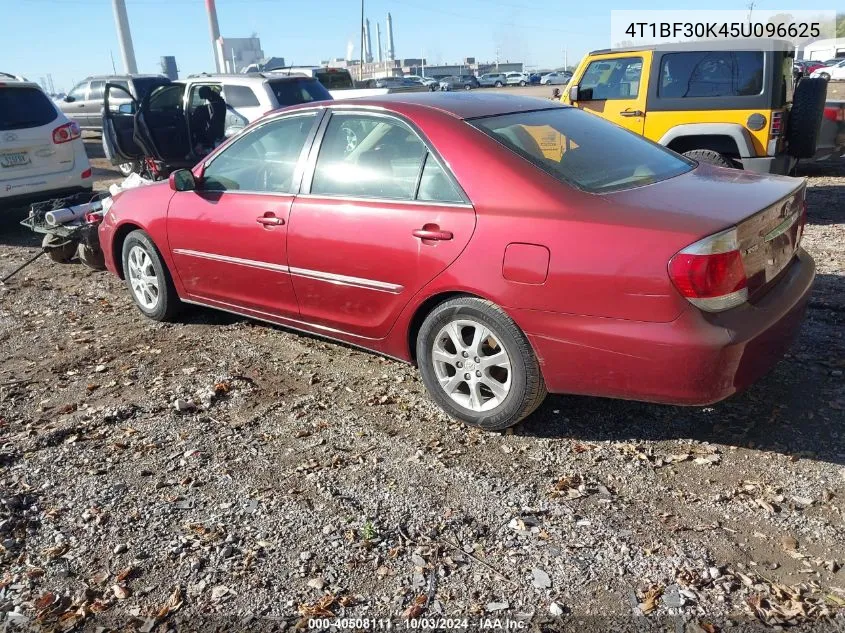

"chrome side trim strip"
[293,193,473,209]
[172,248,289,273]
[172,248,402,294]
[288,266,404,294]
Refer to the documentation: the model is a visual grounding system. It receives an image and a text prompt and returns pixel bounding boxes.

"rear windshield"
[0,87,58,131]
[315,70,354,90]
[471,107,693,193]
[268,78,332,106]
[131,77,170,99]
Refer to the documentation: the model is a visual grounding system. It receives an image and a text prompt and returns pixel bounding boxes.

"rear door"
[0,85,74,183]
[102,83,145,163]
[568,54,647,135]
[288,110,476,339]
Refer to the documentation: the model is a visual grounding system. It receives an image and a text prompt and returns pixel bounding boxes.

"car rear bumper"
[739,153,797,175]
[514,249,815,406]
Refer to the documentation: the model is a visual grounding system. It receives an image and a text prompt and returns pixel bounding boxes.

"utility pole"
[495,47,500,71]
[564,47,568,70]
[110,50,117,74]
[360,0,365,81]
[746,2,755,22]
[111,0,138,74]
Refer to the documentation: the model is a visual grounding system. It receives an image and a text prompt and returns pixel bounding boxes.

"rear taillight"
[81,168,92,179]
[770,111,784,136]
[668,227,748,312]
[52,121,80,144]
[823,106,845,122]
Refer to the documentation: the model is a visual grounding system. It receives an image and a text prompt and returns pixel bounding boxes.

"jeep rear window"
[0,87,58,131]
[658,51,764,98]
[268,78,332,106]
[471,108,693,193]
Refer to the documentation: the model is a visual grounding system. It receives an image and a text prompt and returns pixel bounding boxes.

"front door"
[102,84,144,163]
[288,111,476,340]
[86,80,106,130]
[166,111,321,317]
[136,84,191,164]
[63,81,89,128]
[569,54,647,135]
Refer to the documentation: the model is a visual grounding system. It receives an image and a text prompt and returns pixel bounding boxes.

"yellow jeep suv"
[562,40,827,175]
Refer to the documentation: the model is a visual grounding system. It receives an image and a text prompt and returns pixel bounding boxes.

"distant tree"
[837,13,845,37]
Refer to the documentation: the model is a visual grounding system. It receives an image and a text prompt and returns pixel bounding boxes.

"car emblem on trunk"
[2,133,18,142]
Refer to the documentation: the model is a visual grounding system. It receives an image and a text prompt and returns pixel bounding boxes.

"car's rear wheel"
[519,80,527,86]
[464,84,472,90]
[121,230,180,321]
[416,297,546,430]
[494,81,503,88]
[682,149,736,169]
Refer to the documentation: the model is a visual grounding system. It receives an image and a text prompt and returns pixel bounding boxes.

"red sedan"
[99,93,815,430]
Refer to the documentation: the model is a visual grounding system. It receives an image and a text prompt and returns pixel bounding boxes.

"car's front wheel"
[118,161,138,177]
[494,81,503,88]
[818,72,830,81]
[519,80,527,86]
[121,230,181,321]
[416,297,546,430]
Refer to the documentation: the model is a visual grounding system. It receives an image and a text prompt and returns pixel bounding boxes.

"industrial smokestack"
[364,19,373,63]
[111,0,138,74]
[205,0,222,73]
[376,23,383,63]
[386,12,395,61]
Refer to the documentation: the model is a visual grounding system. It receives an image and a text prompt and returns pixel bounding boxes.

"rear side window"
[131,78,170,100]
[224,85,260,108]
[659,51,764,98]
[311,113,427,200]
[88,81,105,102]
[268,79,331,106]
[472,107,693,193]
[0,87,58,131]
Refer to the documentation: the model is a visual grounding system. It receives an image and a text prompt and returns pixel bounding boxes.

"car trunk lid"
[605,163,806,303]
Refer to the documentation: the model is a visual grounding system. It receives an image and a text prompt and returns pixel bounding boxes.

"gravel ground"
[0,142,842,632]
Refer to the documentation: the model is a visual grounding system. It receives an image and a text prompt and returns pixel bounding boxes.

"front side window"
[88,81,105,102]
[578,57,642,100]
[148,84,185,112]
[202,113,318,193]
[311,114,427,200]
[659,51,764,98]
[67,82,87,101]
[472,107,693,193]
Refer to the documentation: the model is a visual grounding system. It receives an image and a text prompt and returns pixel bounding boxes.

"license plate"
[0,151,30,168]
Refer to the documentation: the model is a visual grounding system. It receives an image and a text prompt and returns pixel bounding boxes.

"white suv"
[1,74,92,208]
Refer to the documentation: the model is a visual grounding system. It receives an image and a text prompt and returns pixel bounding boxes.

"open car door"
[102,83,145,164]
[135,83,194,168]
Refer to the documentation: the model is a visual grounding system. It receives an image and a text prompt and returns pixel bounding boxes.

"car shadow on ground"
[521,270,844,466]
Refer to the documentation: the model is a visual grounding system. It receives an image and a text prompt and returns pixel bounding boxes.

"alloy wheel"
[126,245,160,310]
[431,318,512,412]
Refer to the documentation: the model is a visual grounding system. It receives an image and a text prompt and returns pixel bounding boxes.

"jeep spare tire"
[787,77,827,159]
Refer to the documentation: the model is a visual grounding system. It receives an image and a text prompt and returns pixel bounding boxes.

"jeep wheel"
[683,149,735,169]
[787,77,827,159]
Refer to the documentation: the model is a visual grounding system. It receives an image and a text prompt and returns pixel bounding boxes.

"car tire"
[77,243,106,270]
[786,76,827,159]
[494,81,503,88]
[118,161,138,177]
[416,296,546,431]
[121,230,181,321]
[42,233,76,264]
[682,149,736,169]
[464,84,472,90]
[519,80,527,86]
[818,72,830,81]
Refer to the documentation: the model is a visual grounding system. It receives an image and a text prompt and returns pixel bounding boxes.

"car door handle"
[619,110,644,117]
[413,228,453,241]
[256,214,284,226]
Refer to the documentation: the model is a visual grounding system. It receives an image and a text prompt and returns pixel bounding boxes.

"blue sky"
[1,0,821,92]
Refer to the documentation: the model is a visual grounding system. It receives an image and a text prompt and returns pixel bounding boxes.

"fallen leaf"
[403,594,427,619]
[116,566,134,582]
[112,584,130,600]
[639,585,663,615]
[156,586,183,619]
[781,536,799,552]
[755,499,776,515]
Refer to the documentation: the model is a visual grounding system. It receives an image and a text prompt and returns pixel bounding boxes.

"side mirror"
[568,84,580,102]
[118,103,135,115]
[169,169,196,192]
[64,96,75,103]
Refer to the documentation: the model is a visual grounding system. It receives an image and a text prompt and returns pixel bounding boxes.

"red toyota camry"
[99,93,814,430]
